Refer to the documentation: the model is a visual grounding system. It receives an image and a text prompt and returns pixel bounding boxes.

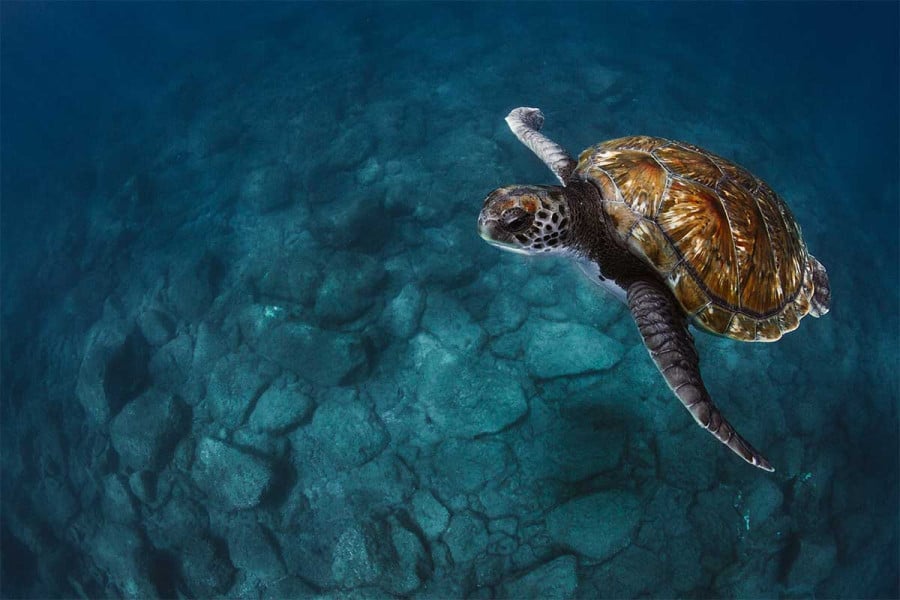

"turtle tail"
[808,255,830,317]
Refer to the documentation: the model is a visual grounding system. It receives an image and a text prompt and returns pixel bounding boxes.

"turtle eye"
[500,207,533,233]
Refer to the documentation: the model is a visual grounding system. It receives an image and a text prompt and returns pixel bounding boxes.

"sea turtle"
[478,107,831,471]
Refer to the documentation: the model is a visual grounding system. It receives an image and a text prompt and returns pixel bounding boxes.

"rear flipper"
[627,277,774,471]
[808,255,830,317]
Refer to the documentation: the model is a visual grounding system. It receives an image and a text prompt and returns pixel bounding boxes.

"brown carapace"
[577,136,827,342]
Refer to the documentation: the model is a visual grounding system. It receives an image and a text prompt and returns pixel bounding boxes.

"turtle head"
[477,185,571,255]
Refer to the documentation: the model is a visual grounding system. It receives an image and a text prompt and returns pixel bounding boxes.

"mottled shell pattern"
[576,136,816,341]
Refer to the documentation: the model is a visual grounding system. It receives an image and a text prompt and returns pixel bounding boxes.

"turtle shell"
[575,135,816,341]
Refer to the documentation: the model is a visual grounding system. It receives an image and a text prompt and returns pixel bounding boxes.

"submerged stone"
[501,555,578,599]
[191,437,274,510]
[308,389,389,470]
[546,491,641,562]
[384,282,426,339]
[207,351,278,429]
[110,388,187,471]
[248,374,314,434]
[255,322,367,385]
[411,490,450,540]
[415,336,527,438]
[226,520,285,582]
[525,321,624,378]
[444,513,488,563]
[179,535,234,597]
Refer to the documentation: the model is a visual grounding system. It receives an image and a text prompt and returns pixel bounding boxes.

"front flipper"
[505,107,576,186]
[626,278,774,471]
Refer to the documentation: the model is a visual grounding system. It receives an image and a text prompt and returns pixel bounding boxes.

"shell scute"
[628,219,680,275]
[667,263,708,315]
[653,145,722,189]
[656,177,739,303]
[585,148,668,216]
[695,303,734,335]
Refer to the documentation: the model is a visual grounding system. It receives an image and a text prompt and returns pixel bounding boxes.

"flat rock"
[415,336,527,438]
[110,388,187,471]
[546,491,641,562]
[525,321,624,378]
[249,374,314,434]
[192,437,274,510]
[502,555,578,599]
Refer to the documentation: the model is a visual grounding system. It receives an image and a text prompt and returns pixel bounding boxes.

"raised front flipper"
[626,278,774,471]
[505,107,576,186]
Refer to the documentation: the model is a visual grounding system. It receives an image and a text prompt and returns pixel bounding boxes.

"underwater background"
[1,2,897,598]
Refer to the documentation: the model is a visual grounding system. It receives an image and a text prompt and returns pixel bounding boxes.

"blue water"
[1,3,897,598]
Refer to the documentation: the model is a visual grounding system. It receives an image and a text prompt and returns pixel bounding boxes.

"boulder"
[207,352,278,428]
[313,252,385,324]
[307,389,388,470]
[110,388,187,471]
[77,320,149,424]
[178,535,234,597]
[226,520,285,582]
[192,437,274,510]
[248,374,314,434]
[384,283,426,339]
[411,490,450,539]
[242,163,292,213]
[444,513,488,563]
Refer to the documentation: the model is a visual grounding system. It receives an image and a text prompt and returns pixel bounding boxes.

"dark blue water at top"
[1,3,897,598]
